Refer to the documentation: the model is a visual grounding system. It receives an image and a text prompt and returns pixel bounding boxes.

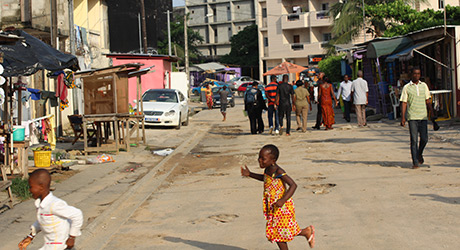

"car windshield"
[226,77,240,83]
[142,91,178,103]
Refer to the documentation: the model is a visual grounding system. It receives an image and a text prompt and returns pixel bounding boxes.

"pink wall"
[109,56,173,105]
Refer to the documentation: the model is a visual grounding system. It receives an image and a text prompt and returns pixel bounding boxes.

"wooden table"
[13,140,30,179]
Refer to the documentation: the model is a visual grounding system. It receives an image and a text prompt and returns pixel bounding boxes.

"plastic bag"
[87,154,115,164]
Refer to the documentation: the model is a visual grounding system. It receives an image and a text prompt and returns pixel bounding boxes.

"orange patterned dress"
[263,173,301,242]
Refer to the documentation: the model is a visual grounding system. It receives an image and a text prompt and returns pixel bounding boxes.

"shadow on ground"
[310,159,416,169]
[410,194,460,205]
[163,236,246,250]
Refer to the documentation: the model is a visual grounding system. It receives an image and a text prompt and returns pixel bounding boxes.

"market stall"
[74,64,147,154]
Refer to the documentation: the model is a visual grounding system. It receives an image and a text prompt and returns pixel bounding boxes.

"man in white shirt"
[351,70,369,127]
[336,74,353,122]
[18,169,83,250]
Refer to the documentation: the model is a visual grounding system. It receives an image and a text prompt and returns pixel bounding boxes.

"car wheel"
[182,113,189,126]
[175,113,182,129]
[230,101,235,107]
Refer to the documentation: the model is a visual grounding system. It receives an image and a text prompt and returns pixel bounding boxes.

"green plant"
[11,177,32,200]
[318,55,343,83]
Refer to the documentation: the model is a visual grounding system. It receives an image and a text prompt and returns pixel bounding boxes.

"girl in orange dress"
[241,144,315,249]
[205,84,213,109]
[319,79,338,130]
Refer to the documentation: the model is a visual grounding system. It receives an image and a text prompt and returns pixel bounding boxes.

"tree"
[318,55,343,83]
[329,0,428,45]
[220,24,259,67]
[157,14,204,65]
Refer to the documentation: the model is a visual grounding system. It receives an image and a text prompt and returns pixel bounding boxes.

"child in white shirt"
[18,169,83,250]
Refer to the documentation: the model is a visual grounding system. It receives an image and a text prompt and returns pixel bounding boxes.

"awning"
[366,37,413,58]
[385,38,443,63]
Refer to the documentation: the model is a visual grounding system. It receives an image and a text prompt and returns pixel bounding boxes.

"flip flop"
[308,225,315,248]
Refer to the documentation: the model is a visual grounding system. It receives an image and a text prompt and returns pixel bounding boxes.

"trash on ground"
[153,148,174,156]
[87,154,115,164]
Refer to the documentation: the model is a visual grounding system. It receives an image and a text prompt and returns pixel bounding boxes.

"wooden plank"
[0,181,11,190]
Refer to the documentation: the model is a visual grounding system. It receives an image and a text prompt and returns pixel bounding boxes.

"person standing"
[400,67,434,169]
[205,84,213,110]
[312,72,325,130]
[336,74,353,122]
[351,70,368,127]
[319,78,339,130]
[276,75,296,136]
[244,81,266,134]
[218,85,229,121]
[294,80,311,132]
[266,75,280,135]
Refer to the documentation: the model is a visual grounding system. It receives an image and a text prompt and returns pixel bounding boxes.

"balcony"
[281,12,308,30]
[309,11,332,27]
[263,42,325,59]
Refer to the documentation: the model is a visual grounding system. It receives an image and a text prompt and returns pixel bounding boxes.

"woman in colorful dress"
[205,84,213,109]
[241,144,315,249]
[318,78,338,130]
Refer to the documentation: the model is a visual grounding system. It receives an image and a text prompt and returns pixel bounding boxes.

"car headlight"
[165,110,176,116]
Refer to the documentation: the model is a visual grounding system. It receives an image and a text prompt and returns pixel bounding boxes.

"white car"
[140,89,189,129]
[225,76,254,90]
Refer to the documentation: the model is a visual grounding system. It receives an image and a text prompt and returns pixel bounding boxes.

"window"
[192,10,194,14]
[293,35,300,43]
[322,3,329,11]
[439,0,444,8]
[264,37,268,47]
[212,8,216,16]
[323,33,332,42]
[237,5,240,9]
[262,8,267,18]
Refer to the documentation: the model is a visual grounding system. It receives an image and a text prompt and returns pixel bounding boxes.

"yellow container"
[34,151,52,168]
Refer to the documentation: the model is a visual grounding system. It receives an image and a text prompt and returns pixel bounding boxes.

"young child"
[241,144,315,249]
[18,169,83,250]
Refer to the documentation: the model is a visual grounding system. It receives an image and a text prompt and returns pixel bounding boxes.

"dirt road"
[100,99,460,249]
[1,97,459,250]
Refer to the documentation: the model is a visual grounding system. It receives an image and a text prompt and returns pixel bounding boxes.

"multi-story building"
[257,0,346,81]
[416,0,459,10]
[185,0,256,60]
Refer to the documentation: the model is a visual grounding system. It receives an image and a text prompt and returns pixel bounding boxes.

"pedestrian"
[294,80,312,132]
[351,70,369,127]
[319,78,338,130]
[244,81,266,134]
[312,72,325,130]
[276,75,296,136]
[336,74,353,122]
[205,84,213,110]
[400,67,434,169]
[241,144,315,249]
[18,169,83,250]
[218,85,229,121]
[266,75,280,135]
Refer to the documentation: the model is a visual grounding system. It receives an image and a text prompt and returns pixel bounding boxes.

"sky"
[173,0,184,7]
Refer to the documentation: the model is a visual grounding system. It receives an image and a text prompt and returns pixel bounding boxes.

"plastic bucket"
[34,151,52,168]
[13,126,25,141]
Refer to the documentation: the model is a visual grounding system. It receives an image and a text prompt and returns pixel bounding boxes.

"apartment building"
[257,0,344,80]
[185,0,256,59]
[417,0,459,10]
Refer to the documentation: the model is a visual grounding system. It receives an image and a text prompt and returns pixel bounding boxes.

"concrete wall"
[233,1,254,20]
[188,5,207,25]
[215,3,231,22]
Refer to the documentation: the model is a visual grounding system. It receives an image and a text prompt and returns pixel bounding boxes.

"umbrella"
[0,29,79,77]
[263,61,308,76]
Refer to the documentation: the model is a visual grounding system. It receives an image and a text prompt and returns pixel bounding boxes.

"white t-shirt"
[351,77,369,105]
[337,80,353,101]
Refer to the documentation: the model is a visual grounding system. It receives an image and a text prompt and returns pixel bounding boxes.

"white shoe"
[275,130,279,135]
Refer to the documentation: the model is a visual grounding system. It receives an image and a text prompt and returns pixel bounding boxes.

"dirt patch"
[304,183,337,194]
[51,170,79,184]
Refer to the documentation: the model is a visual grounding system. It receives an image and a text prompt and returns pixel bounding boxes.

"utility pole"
[68,0,78,115]
[362,0,366,42]
[167,10,172,56]
[139,0,148,53]
[50,0,58,48]
[184,14,189,82]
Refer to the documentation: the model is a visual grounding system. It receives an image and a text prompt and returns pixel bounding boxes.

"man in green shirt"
[400,67,434,169]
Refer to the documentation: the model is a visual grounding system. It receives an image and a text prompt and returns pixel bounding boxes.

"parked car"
[237,83,267,100]
[225,76,254,90]
[192,79,228,96]
[140,89,189,129]
[212,87,235,108]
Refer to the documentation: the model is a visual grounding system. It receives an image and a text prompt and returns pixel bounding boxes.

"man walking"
[218,85,229,121]
[244,81,266,134]
[336,74,353,122]
[351,70,368,127]
[400,67,434,169]
[276,75,296,136]
[312,72,325,129]
[265,75,280,134]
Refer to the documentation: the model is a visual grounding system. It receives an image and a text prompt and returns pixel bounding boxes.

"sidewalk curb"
[77,126,210,249]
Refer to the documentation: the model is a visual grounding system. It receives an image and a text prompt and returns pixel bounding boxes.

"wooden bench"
[0,180,13,208]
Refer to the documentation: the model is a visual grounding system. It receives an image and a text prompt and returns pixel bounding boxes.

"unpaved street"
[1,97,460,250]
